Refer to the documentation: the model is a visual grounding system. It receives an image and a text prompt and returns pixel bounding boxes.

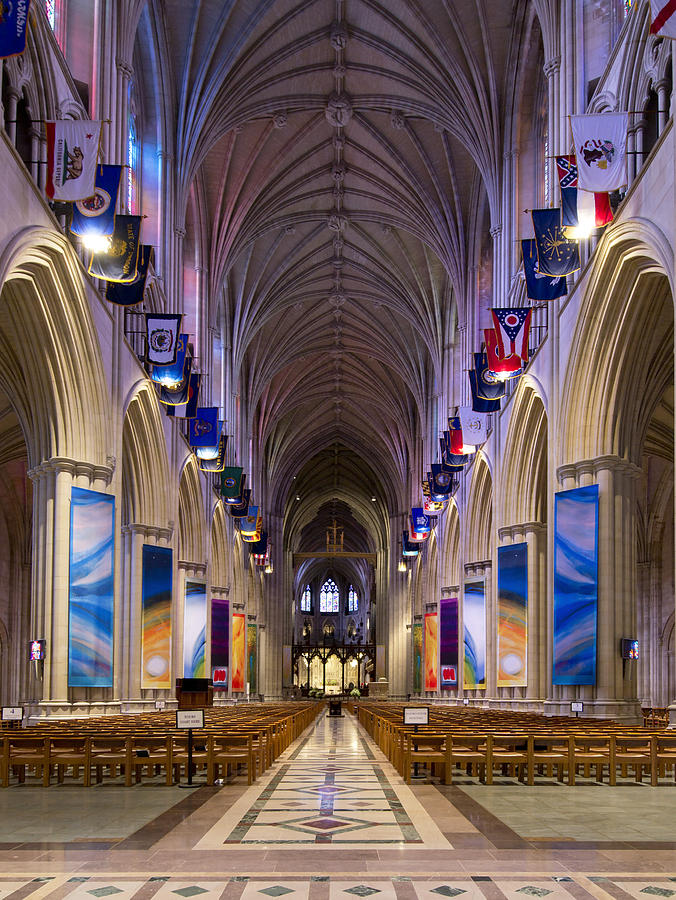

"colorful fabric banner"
[463,578,486,689]
[232,612,246,691]
[183,581,207,678]
[46,120,101,201]
[521,239,568,301]
[484,328,522,378]
[141,544,172,689]
[71,165,122,237]
[68,487,115,687]
[0,0,30,58]
[553,485,599,685]
[440,596,458,687]
[88,215,141,282]
[491,308,532,364]
[189,407,220,447]
[458,406,488,449]
[221,467,244,502]
[497,543,528,687]
[247,623,258,694]
[211,596,229,689]
[424,612,438,690]
[145,314,183,365]
[570,113,628,192]
[165,373,201,419]
[105,245,153,306]
[412,623,423,692]
[555,156,612,231]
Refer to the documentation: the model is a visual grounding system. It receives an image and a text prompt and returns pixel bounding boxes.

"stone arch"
[499,381,548,525]
[559,223,673,467]
[177,456,206,564]
[210,501,230,588]
[441,500,461,588]
[121,382,171,527]
[464,455,493,563]
[0,228,111,467]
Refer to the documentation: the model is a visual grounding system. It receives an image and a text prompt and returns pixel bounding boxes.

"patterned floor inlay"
[195,714,449,848]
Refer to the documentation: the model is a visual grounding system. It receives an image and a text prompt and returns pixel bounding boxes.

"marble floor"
[0,709,675,895]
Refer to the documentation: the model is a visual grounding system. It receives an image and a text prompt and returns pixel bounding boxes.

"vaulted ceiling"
[155,0,541,553]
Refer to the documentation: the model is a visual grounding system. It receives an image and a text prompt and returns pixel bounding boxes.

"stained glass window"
[348,585,358,612]
[300,585,311,612]
[46,0,56,29]
[320,578,339,613]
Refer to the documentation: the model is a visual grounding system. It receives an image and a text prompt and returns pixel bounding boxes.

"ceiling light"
[296,495,301,501]
[398,560,407,573]
[371,496,377,502]
[82,233,112,253]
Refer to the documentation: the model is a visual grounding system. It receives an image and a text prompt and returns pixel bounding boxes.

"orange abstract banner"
[232,612,246,691]
[424,612,438,690]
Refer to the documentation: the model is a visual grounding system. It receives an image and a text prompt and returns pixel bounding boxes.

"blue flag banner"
[156,357,192,405]
[473,352,505,401]
[71,165,122,237]
[189,407,220,447]
[402,531,419,556]
[241,506,260,536]
[165,373,201,419]
[469,370,501,413]
[229,489,251,517]
[430,464,456,495]
[105,245,153,306]
[0,0,30,58]
[521,239,567,301]
[151,334,189,386]
[411,507,430,534]
[198,435,227,472]
[532,208,580,277]
[88,215,141,282]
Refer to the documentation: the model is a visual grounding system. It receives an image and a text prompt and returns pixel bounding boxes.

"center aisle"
[197,708,452,847]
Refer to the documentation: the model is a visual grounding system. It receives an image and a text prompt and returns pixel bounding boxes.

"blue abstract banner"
[497,543,528,687]
[141,544,172,688]
[553,485,599,685]
[68,487,115,687]
[184,580,207,677]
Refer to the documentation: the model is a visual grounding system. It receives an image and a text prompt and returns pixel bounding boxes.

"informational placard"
[2,707,23,721]
[155,699,166,710]
[571,701,584,713]
[403,706,429,725]
[176,709,204,729]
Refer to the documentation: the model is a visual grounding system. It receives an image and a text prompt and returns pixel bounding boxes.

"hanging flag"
[485,328,522,378]
[240,507,259,536]
[458,407,488,449]
[469,370,501,413]
[555,156,612,231]
[189,408,219,447]
[105,245,153,306]
[650,0,676,37]
[473,352,505,402]
[532,208,580,277]
[165,373,201,419]
[0,0,30,58]
[145,313,183,365]
[402,531,419,556]
[249,532,268,558]
[229,489,251,517]
[521,239,567,301]
[151,333,189,385]
[447,417,464,455]
[410,507,430,534]
[88,214,141,282]
[156,357,192,405]
[46,120,102,201]
[195,422,224,459]
[491,308,532,364]
[430,463,456,495]
[221,467,243,500]
[198,435,227,472]
[242,516,263,542]
[440,438,467,471]
[408,521,428,543]
[569,113,628,192]
[70,165,122,237]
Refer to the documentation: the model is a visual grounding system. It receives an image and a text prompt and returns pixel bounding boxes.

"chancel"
[1,0,676,888]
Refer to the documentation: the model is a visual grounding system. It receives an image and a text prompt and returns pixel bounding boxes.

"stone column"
[27,458,114,719]
[546,456,642,722]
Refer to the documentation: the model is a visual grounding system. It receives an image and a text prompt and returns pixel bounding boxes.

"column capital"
[557,454,642,484]
[441,585,459,596]
[211,584,230,596]
[115,57,134,80]
[498,521,546,541]
[543,56,561,78]
[121,523,173,542]
[27,457,114,485]
[489,223,503,239]
[464,559,491,576]
[178,560,207,576]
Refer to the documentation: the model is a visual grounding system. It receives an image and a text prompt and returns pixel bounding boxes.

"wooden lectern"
[176,677,214,709]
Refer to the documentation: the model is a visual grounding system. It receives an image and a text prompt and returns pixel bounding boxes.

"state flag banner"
[411,507,430,534]
[484,328,522,378]
[105,245,153,306]
[447,417,464,455]
[473,352,506,401]
[423,497,445,515]
[570,113,628,193]
[221,467,244,501]
[469,369,502,413]
[521,239,567,302]
[70,165,122,237]
[241,507,260,536]
[145,313,183,365]
[156,357,192,405]
[189,407,219,447]
[242,516,263,542]
[229,490,251,517]
[555,156,612,231]
[198,435,227,472]
[532,208,580,277]
[491,308,532,364]
[408,522,428,543]
[88,215,142,282]
[431,463,456,495]
[458,407,488,448]
[0,0,30,58]
[402,531,420,556]
[650,0,676,37]
[150,333,190,386]
[46,120,102,201]
[165,373,201,419]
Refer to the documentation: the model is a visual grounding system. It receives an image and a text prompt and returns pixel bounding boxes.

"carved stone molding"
[122,523,174,542]
[543,55,561,78]
[27,457,114,486]
[557,455,642,485]
[498,521,546,541]
[330,21,348,50]
[178,560,207,575]
[325,91,353,128]
[441,585,460,596]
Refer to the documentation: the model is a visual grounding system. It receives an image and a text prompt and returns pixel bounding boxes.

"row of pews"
[0,701,322,787]
[356,702,676,786]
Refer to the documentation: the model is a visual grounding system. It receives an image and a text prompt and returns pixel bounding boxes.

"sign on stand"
[571,701,583,716]
[176,709,205,787]
[2,707,23,722]
[155,699,166,711]
[403,706,429,726]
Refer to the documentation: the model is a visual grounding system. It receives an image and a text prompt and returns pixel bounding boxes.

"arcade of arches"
[2,0,676,882]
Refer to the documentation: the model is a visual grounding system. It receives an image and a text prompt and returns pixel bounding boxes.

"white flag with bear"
[46,120,101,201]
